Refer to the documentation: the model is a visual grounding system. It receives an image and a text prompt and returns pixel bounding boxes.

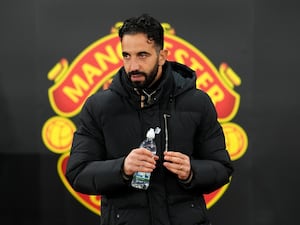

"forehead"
[121,33,155,53]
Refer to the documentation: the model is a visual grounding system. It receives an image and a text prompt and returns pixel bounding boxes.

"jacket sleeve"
[186,92,233,193]
[65,96,128,195]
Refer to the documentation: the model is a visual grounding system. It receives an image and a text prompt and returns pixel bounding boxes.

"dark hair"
[118,14,164,50]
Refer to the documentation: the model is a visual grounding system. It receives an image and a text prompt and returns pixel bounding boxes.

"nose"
[129,57,139,71]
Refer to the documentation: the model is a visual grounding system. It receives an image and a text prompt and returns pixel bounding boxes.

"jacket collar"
[109,61,196,108]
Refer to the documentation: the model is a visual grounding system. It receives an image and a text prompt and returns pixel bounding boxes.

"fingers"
[124,149,191,180]
[163,151,191,180]
[164,151,189,163]
[123,148,158,176]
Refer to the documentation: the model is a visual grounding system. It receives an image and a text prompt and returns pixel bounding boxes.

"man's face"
[121,33,166,89]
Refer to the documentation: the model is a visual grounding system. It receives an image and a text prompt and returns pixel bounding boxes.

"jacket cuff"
[120,168,132,181]
[178,170,193,184]
[120,158,132,182]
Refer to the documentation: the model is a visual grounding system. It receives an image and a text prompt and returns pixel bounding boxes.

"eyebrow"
[137,51,150,55]
[122,51,151,56]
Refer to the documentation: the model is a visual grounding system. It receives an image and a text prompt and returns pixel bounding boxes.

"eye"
[122,52,130,59]
[138,52,149,59]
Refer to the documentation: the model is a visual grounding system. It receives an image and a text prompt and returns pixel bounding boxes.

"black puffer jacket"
[66,61,233,225]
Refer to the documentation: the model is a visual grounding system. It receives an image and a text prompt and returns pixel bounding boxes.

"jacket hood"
[168,61,196,96]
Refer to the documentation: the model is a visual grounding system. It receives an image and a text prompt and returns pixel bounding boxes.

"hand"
[163,151,191,180]
[123,148,159,176]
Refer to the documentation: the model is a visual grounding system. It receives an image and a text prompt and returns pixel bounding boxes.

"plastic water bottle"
[131,128,157,190]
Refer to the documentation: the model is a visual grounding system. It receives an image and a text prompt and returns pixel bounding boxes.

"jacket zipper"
[163,113,170,152]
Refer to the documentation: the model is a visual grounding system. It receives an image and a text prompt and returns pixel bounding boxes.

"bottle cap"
[146,128,155,139]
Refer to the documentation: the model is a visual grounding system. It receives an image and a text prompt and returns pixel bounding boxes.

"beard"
[127,63,159,89]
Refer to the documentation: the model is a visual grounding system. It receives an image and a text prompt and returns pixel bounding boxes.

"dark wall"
[1,0,299,224]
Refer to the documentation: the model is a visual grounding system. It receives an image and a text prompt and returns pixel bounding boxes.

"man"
[66,14,233,225]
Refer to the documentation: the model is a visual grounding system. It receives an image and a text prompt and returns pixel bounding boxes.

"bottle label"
[131,172,150,190]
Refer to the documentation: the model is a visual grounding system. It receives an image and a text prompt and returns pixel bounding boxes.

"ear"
[158,49,168,66]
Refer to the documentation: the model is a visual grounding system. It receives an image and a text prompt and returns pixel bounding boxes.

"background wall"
[1,0,299,224]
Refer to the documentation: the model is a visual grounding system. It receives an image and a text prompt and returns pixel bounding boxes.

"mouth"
[130,74,145,82]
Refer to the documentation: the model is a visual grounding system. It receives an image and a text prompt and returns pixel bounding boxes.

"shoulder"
[181,88,212,103]
[176,88,215,113]
[82,89,119,113]
[89,89,116,102]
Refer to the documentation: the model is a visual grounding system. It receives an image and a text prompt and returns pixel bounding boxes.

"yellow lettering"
[94,45,119,71]
[196,72,214,89]
[116,42,122,59]
[189,57,204,71]
[207,84,224,105]
[82,63,103,85]
[174,49,189,64]
[164,41,173,50]
[63,75,89,103]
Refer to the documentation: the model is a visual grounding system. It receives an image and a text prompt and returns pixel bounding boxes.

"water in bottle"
[131,128,157,190]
